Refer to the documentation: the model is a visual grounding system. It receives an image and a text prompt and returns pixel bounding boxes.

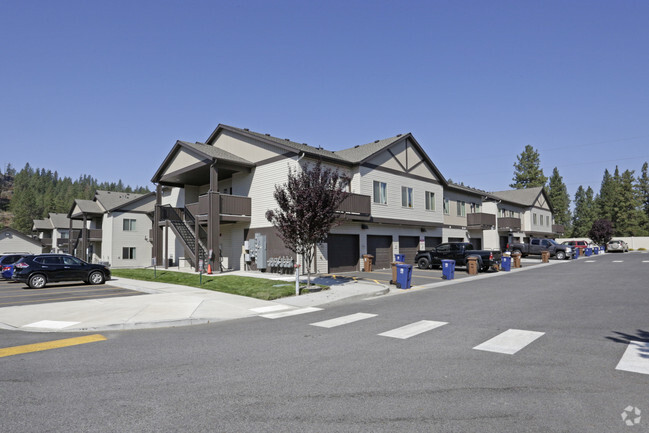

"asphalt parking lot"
[0,278,145,308]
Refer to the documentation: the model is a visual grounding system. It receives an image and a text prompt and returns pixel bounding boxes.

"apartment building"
[32,213,84,253]
[150,124,564,274]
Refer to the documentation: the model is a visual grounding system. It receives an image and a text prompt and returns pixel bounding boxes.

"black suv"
[13,254,111,289]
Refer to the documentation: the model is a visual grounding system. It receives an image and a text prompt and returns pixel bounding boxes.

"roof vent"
[244,128,249,131]
[302,143,308,145]
[397,134,402,137]
[354,145,360,148]
[265,133,270,136]
[285,138,290,141]
[374,140,380,143]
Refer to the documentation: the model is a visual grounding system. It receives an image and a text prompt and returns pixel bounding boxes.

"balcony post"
[153,184,163,267]
[68,217,73,255]
[208,163,220,273]
[82,214,88,261]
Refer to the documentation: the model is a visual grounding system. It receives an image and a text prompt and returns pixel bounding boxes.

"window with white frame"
[401,186,413,208]
[546,215,550,226]
[373,181,387,204]
[470,202,481,213]
[457,201,466,217]
[533,213,538,225]
[540,214,544,225]
[122,247,136,260]
[443,198,450,215]
[425,191,435,211]
[123,219,136,231]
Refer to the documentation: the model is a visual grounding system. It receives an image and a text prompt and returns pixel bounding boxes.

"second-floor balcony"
[498,217,522,231]
[184,192,252,222]
[87,229,102,241]
[467,212,496,229]
[338,193,371,216]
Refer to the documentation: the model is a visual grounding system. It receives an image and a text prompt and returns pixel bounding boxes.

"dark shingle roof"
[95,190,148,212]
[490,187,544,206]
[49,213,83,229]
[333,135,406,163]
[32,219,53,230]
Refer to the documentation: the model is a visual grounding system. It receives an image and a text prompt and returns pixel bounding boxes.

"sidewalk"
[0,274,389,333]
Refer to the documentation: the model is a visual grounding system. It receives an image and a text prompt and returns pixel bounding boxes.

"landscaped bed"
[111,268,326,300]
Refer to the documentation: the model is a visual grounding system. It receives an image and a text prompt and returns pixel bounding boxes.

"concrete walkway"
[0,256,586,333]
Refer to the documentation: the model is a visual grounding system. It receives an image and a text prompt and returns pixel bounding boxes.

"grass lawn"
[111,268,325,300]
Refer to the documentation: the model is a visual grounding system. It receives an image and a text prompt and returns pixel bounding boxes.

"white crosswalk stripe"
[616,341,649,375]
[613,260,624,263]
[260,307,323,319]
[311,313,377,328]
[378,320,448,339]
[473,329,545,355]
[249,305,292,314]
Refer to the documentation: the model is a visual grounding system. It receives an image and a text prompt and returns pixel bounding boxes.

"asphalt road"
[0,279,145,307]
[1,253,648,432]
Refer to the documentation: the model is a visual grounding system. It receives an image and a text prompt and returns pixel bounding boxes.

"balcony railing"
[87,229,102,240]
[188,193,252,218]
[552,224,565,235]
[498,217,522,231]
[41,238,53,246]
[337,193,371,215]
[467,212,496,228]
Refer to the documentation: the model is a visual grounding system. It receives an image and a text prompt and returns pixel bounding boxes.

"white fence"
[556,237,649,250]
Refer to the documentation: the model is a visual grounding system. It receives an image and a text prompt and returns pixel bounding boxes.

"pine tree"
[596,168,620,222]
[546,167,571,234]
[572,186,596,237]
[510,145,548,189]
[613,169,648,236]
[638,162,649,232]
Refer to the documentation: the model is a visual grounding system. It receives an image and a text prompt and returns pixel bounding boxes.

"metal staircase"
[160,206,207,267]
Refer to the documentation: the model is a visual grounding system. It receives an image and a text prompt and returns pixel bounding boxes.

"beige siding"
[109,212,153,268]
[0,234,42,254]
[163,149,204,176]
[213,130,285,163]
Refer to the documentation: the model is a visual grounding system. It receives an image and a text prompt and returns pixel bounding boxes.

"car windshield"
[547,239,559,246]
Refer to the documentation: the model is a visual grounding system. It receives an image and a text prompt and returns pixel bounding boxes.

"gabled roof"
[333,135,406,163]
[49,213,83,229]
[0,227,43,248]
[178,141,254,166]
[447,183,496,199]
[490,186,553,211]
[206,124,350,164]
[72,199,104,215]
[95,190,148,212]
[32,219,53,230]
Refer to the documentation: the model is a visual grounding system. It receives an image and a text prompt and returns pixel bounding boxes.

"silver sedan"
[606,239,629,252]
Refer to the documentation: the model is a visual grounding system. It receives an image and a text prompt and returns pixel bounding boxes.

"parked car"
[508,238,573,260]
[0,254,28,279]
[606,239,629,253]
[414,242,502,272]
[12,254,111,289]
[561,240,588,254]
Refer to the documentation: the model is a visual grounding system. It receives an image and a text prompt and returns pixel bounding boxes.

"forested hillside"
[0,163,150,234]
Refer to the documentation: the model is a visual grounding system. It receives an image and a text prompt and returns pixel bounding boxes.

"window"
[123,219,136,231]
[373,181,387,204]
[62,256,82,265]
[122,247,136,260]
[425,191,435,211]
[499,209,505,218]
[533,213,538,225]
[470,202,481,213]
[443,198,450,215]
[540,215,544,226]
[401,186,413,208]
[546,216,550,226]
[60,229,69,239]
[456,201,466,217]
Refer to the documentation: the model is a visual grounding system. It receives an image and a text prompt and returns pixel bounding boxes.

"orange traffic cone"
[207,263,212,274]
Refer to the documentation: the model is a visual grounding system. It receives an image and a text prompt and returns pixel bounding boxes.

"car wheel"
[88,271,105,285]
[28,274,47,289]
[555,251,566,260]
[417,257,430,269]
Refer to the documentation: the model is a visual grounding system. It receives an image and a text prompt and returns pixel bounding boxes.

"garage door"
[425,236,442,249]
[367,235,392,269]
[398,236,420,265]
[327,234,359,273]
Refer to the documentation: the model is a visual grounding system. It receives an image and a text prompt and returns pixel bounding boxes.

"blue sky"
[2,0,648,201]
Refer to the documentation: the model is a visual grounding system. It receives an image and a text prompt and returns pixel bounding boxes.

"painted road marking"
[249,305,291,314]
[585,260,596,263]
[260,307,322,319]
[311,312,377,328]
[642,260,649,263]
[0,334,106,358]
[473,329,545,355]
[616,341,649,375]
[23,320,80,329]
[378,320,448,339]
[613,260,624,263]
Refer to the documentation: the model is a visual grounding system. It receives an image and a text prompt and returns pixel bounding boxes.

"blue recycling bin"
[442,259,455,280]
[594,247,599,255]
[394,254,405,263]
[501,256,512,272]
[573,248,580,259]
[585,247,592,257]
[395,263,413,289]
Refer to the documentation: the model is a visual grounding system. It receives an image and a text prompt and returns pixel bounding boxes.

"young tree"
[589,219,613,245]
[572,186,596,237]
[546,167,571,233]
[510,145,548,189]
[266,161,351,290]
